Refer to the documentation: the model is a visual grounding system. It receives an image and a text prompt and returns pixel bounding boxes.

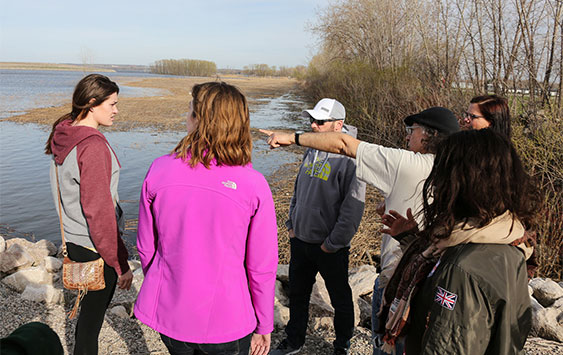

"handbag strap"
[54,164,68,257]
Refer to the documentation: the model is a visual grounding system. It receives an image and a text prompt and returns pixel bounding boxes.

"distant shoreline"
[0,61,116,72]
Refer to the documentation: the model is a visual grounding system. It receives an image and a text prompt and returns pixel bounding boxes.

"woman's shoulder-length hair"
[174,82,252,168]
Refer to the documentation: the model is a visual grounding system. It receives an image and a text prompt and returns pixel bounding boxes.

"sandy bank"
[6,75,301,132]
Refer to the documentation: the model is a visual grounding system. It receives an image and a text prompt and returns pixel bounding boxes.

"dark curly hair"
[421,129,538,240]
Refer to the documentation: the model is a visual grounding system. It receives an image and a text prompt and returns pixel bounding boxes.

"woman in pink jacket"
[134,82,278,355]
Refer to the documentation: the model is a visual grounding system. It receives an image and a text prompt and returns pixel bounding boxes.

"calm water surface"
[0,70,166,119]
[0,71,309,244]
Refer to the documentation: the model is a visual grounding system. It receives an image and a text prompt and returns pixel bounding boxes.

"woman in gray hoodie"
[45,74,132,355]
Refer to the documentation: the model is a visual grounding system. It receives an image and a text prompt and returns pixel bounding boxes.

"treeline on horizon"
[150,59,217,77]
[150,59,306,79]
[296,0,562,280]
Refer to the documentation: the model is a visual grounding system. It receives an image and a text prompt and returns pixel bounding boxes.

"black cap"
[404,107,460,135]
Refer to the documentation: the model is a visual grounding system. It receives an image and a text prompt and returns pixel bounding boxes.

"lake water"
[0,70,309,245]
[0,70,166,119]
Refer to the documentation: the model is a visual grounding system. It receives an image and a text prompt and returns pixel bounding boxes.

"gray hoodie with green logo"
[285,125,366,252]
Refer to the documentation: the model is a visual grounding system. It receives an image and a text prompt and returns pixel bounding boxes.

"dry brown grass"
[266,157,383,268]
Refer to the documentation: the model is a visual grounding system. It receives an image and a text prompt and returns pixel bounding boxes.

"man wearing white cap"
[262,106,460,354]
[271,99,366,355]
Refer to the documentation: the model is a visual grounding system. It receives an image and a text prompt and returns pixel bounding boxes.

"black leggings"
[66,243,118,355]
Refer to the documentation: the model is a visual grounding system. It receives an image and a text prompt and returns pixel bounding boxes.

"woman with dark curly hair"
[377,129,537,354]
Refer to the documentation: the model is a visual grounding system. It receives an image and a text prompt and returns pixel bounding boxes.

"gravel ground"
[1,282,561,354]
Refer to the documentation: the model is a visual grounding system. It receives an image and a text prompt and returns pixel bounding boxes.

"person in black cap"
[261,107,460,354]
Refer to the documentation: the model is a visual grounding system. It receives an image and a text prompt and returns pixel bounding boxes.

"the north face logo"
[222,180,237,190]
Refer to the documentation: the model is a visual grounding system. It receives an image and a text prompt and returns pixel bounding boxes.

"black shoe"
[334,347,350,355]
[270,338,302,355]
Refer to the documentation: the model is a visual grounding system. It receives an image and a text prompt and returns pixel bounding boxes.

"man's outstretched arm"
[260,129,361,158]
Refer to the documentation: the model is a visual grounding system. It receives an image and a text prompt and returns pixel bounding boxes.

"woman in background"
[46,74,132,355]
[463,94,511,137]
[378,129,537,354]
[134,82,278,355]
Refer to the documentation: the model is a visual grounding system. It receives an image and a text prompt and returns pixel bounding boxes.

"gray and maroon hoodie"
[49,119,129,275]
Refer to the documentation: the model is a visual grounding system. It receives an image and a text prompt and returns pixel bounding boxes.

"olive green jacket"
[406,243,531,354]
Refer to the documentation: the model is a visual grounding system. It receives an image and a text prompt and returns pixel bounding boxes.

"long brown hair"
[173,82,251,168]
[421,129,538,240]
[470,94,511,138]
[45,74,119,154]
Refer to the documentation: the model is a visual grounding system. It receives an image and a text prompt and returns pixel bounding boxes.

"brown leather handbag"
[55,165,106,319]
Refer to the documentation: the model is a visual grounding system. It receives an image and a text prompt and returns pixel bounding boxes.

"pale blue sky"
[0,0,325,68]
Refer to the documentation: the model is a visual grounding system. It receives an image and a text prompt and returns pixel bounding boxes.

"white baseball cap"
[301,98,346,122]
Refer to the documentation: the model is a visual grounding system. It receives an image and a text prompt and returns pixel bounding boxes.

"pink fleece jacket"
[134,154,278,343]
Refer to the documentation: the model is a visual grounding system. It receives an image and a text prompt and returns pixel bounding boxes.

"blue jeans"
[160,333,251,355]
[285,237,354,350]
[371,277,404,355]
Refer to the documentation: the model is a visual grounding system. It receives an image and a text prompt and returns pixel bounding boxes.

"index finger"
[259,129,274,136]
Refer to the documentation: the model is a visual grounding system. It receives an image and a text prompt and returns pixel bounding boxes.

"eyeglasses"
[310,117,339,125]
[463,112,485,120]
[405,126,419,135]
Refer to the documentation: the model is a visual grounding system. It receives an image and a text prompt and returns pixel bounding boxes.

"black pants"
[160,333,252,355]
[66,243,118,355]
[285,238,354,349]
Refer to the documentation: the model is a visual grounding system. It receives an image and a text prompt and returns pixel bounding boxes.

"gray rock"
[310,274,332,313]
[34,239,57,256]
[43,256,63,273]
[0,235,5,253]
[0,243,35,273]
[529,278,563,307]
[275,280,289,306]
[128,260,142,273]
[277,264,289,284]
[5,238,57,266]
[349,265,377,297]
[1,266,54,293]
[309,273,361,327]
[311,317,333,330]
[530,296,544,314]
[531,306,563,342]
[21,284,63,304]
[5,237,34,250]
[528,285,534,297]
[110,305,130,319]
[274,299,289,328]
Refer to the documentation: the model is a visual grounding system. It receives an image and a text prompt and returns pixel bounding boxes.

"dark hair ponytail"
[45,74,119,154]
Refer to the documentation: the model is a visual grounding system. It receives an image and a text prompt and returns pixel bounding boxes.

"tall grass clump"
[511,112,563,280]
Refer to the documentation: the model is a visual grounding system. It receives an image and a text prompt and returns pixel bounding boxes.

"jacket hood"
[342,124,357,138]
[51,119,108,165]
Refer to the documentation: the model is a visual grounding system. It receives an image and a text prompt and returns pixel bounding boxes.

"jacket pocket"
[292,203,330,239]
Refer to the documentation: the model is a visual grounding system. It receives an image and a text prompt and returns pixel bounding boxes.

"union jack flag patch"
[434,286,458,310]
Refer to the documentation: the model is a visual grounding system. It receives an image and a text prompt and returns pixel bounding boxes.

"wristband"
[295,131,304,146]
